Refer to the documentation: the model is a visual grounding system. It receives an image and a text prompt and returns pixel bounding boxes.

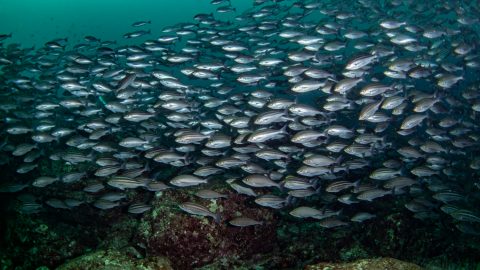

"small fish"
[0,33,12,41]
[326,180,359,193]
[345,54,376,70]
[170,175,207,187]
[179,202,220,223]
[32,176,59,188]
[123,30,151,39]
[128,203,152,214]
[357,189,393,201]
[131,20,151,27]
[254,195,286,209]
[229,217,263,227]
[242,174,281,189]
[195,189,228,199]
[319,218,349,228]
[117,73,136,90]
[93,199,120,210]
[289,206,323,219]
[107,176,147,190]
[351,212,376,222]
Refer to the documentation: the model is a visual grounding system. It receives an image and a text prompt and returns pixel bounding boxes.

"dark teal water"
[0,0,252,47]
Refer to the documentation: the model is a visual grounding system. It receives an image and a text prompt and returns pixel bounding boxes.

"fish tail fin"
[335,155,344,165]
[214,213,221,223]
[285,195,294,206]
[285,152,294,163]
[347,101,356,110]
[327,77,339,84]
[204,176,212,184]
[144,162,151,173]
[140,177,151,186]
[183,152,191,164]
[353,179,361,189]
[0,135,9,150]
[277,182,285,192]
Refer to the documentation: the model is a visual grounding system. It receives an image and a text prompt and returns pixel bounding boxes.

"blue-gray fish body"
[229,217,263,227]
[128,203,152,214]
[179,202,220,223]
[107,176,147,190]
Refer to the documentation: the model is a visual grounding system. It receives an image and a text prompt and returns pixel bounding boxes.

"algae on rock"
[56,250,172,270]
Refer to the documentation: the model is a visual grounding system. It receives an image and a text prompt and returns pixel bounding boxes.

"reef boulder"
[56,249,172,270]
[305,257,422,270]
[135,189,277,269]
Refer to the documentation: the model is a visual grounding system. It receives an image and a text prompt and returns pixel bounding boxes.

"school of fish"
[1,0,480,233]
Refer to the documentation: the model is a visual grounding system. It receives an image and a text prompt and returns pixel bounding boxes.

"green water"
[0,0,252,47]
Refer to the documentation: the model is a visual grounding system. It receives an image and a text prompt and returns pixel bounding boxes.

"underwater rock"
[56,249,172,270]
[98,216,138,250]
[1,197,142,269]
[305,257,422,270]
[2,211,96,269]
[134,189,277,269]
[339,242,370,262]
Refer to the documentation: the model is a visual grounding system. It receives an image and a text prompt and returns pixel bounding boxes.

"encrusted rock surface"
[305,257,422,270]
[56,250,172,270]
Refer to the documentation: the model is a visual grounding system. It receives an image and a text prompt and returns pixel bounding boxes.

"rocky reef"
[134,189,277,269]
[56,250,172,270]
[305,258,422,270]
[1,187,479,269]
